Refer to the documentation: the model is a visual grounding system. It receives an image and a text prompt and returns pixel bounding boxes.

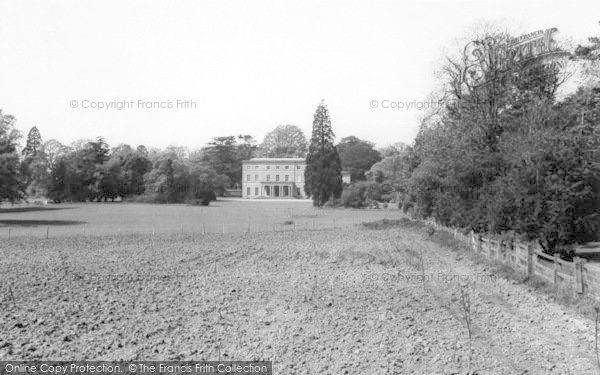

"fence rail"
[0,212,400,240]
[427,220,600,300]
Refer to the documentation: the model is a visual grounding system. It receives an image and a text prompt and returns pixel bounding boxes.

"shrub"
[341,186,363,208]
[381,192,398,203]
[341,181,384,208]
[123,193,167,204]
[323,198,343,208]
[186,197,212,206]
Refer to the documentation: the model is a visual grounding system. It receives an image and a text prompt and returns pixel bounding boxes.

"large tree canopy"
[0,110,23,203]
[259,124,308,158]
[336,136,382,181]
[201,135,258,187]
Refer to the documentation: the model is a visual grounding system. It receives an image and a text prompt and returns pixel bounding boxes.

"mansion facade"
[242,158,307,199]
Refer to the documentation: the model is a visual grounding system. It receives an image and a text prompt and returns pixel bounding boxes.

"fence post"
[553,254,560,285]
[510,240,515,266]
[497,240,502,262]
[8,227,11,240]
[527,244,534,278]
[46,226,49,240]
[574,256,584,294]
[496,240,502,262]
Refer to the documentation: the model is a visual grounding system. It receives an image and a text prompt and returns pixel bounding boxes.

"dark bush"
[323,198,343,208]
[341,181,384,208]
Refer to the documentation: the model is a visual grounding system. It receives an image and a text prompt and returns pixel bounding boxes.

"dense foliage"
[399,31,600,253]
[336,136,382,181]
[1,129,249,206]
[341,181,385,208]
[0,111,23,203]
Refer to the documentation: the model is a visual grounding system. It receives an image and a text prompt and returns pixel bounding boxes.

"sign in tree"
[304,100,342,206]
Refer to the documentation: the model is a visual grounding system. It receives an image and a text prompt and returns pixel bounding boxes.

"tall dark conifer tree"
[22,126,43,158]
[21,126,49,197]
[305,100,342,206]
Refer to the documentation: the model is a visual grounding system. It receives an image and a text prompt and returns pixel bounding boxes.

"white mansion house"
[242,158,307,199]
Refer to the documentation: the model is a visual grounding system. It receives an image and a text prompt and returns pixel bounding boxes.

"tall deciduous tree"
[120,149,152,196]
[336,136,382,181]
[0,111,23,203]
[236,134,258,163]
[259,124,308,157]
[305,100,342,206]
[203,136,238,184]
[44,139,70,170]
[201,135,258,187]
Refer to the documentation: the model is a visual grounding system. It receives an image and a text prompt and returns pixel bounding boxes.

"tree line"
[0,104,384,206]
[321,25,600,255]
[387,26,600,254]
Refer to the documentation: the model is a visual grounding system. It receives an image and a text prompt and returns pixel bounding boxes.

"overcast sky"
[1,0,599,151]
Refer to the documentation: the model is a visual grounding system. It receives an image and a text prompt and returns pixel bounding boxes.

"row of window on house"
[246,185,299,197]
[247,174,301,182]
[246,165,303,170]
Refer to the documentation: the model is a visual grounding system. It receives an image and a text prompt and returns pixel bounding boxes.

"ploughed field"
[1,220,598,373]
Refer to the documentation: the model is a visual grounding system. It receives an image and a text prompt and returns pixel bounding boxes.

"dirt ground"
[1,225,598,374]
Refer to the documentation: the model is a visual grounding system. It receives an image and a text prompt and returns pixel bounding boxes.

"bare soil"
[0,225,597,374]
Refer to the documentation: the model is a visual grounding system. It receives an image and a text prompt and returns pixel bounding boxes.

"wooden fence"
[427,220,600,299]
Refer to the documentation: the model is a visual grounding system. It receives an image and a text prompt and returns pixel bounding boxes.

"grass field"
[0,199,401,239]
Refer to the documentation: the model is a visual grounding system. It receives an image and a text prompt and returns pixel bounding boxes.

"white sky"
[1,0,599,150]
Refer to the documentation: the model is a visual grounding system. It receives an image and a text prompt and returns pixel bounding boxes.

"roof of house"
[244,158,305,163]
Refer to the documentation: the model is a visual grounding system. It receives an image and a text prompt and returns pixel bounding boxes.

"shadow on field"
[0,219,85,227]
[0,206,79,214]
